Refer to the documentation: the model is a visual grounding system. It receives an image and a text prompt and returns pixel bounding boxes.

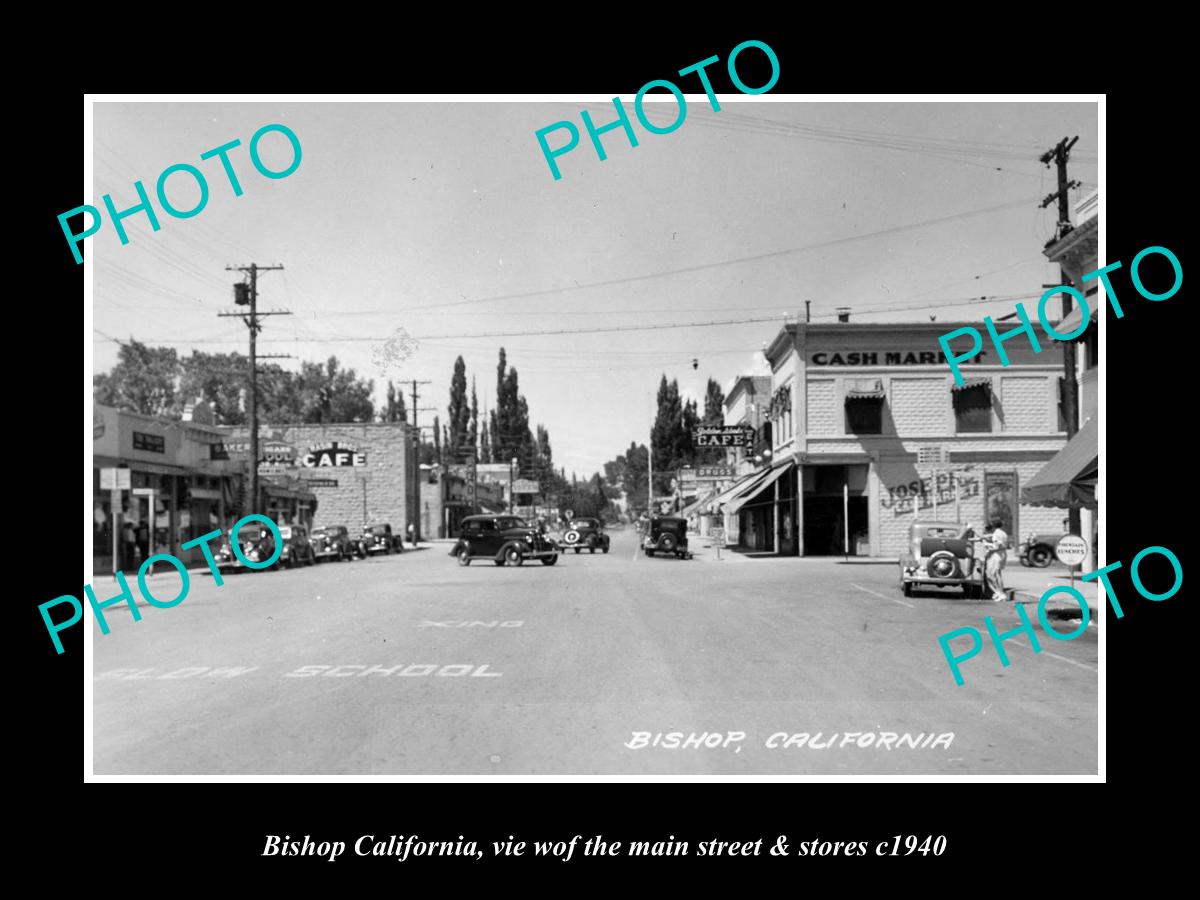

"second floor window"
[952,379,993,433]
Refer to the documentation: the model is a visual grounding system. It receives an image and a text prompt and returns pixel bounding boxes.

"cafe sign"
[301,441,367,468]
[694,426,754,448]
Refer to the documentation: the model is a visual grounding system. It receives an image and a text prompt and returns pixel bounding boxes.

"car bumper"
[313,549,343,559]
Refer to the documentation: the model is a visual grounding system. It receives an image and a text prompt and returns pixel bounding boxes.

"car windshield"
[570,520,594,528]
[238,526,266,541]
[311,529,328,537]
[370,526,388,535]
[499,517,528,529]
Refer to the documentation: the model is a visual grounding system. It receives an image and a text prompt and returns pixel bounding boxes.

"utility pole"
[221,263,288,518]
[408,379,434,543]
[1040,137,1083,537]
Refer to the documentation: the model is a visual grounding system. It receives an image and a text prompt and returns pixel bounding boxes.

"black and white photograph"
[82,94,1102,778]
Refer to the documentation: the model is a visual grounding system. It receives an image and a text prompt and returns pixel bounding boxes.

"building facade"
[740,320,1070,558]
[263,422,418,536]
[92,402,243,575]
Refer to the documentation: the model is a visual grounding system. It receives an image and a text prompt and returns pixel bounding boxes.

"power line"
[388,196,1040,313]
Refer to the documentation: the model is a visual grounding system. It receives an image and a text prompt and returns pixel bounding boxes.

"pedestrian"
[135,520,150,565]
[984,518,1009,602]
[407,521,416,547]
[122,520,137,570]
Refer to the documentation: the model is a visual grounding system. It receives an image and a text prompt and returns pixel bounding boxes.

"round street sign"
[1055,534,1089,567]
[564,509,574,519]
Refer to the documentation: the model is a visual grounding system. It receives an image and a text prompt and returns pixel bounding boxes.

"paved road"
[92,529,1097,775]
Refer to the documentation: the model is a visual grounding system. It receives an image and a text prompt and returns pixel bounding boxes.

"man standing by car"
[984,519,1009,602]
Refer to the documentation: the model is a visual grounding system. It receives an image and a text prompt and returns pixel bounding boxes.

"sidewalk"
[1003,564,1099,621]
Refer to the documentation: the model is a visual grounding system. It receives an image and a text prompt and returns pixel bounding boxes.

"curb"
[1013,590,1097,621]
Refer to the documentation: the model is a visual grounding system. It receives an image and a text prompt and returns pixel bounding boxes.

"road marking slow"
[850,582,915,609]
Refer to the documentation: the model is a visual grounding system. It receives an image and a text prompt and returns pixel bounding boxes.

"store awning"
[726,462,794,515]
[951,376,992,393]
[262,480,318,503]
[704,470,767,513]
[1052,302,1098,339]
[1021,418,1098,509]
[845,378,885,401]
[679,489,718,519]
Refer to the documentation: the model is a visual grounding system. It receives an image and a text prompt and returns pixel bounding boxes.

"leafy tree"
[621,442,649,511]
[294,356,374,424]
[93,339,179,417]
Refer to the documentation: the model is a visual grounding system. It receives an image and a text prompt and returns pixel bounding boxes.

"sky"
[90,98,1098,477]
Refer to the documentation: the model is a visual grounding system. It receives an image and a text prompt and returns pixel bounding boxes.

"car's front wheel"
[456,546,471,566]
[542,554,558,566]
[504,545,524,567]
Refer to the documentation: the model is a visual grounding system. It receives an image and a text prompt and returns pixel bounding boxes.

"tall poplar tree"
[447,356,470,463]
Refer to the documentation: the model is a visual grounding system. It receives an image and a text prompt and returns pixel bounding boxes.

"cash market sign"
[301,441,367,468]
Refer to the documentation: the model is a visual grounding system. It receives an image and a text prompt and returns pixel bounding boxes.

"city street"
[92,527,1098,776]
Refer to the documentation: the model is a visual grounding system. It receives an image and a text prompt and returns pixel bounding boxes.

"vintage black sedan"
[450,514,558,567]
[310,525,354,562]
[642,516,692,559]
[559,517,611,554]
[214,522,281,572]
[278,524,317,568]
[361,523,401,556]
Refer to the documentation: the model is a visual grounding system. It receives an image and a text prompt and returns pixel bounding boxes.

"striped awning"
[726,462,794,515]
[845,379,885,401]
[1021,418,1098,509]
[951,377,992,393]
[704,470,768,513]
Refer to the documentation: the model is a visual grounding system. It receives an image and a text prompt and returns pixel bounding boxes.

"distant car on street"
[310,525,354,562]
[898,520,986,598]
[642,516,692,559]
[1019,531,1067,568]
[450,514,558,567]
[214,522,280,573]
[559,517,610,555]
[278,524,317,568]
[361,523,401,556]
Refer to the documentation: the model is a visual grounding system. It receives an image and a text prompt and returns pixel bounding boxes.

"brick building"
[715,319,1069,558]
[221,422,419,537]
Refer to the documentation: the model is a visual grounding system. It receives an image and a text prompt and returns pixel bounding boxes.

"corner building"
[763,321,1069,557]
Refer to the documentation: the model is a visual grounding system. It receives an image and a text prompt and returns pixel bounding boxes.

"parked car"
[214,522,280,573]
[1019,531,1067,568]
[310,525,354,562]
[449,514,558,567]
[277,524,317,568]
[642,516,692,559]
[361,523,401,556]
[898,521,986,598]
[559,517,611,555]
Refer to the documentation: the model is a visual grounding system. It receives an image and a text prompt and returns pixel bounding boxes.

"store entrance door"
[802,464,870,556]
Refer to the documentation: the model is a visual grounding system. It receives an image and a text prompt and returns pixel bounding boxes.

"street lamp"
[509,456,518,513]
